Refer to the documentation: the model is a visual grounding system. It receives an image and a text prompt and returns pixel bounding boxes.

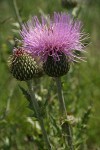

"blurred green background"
[0,0,100,149]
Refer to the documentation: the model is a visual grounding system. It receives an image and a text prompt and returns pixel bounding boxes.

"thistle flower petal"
[20,12,88,62]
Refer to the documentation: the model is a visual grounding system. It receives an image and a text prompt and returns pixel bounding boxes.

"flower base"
[43,53,70,77]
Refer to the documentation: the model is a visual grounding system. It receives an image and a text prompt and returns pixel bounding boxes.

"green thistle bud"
[61,0,77,9]
[43,53,70,77]
[8,48,43,81]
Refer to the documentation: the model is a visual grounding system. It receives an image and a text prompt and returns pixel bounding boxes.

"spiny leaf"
[19,85,31,102]
[19,85,36,115]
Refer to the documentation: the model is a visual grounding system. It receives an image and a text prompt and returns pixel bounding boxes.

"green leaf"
[19,85,36,115]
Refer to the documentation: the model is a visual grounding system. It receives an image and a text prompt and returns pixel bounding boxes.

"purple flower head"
[20,12,87,62]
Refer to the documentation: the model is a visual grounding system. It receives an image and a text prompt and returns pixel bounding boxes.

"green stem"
[27,80,51,150]
[13,0,22,26]
[55,77,74,150]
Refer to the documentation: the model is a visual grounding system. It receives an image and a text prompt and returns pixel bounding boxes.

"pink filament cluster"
[20,12,87,62]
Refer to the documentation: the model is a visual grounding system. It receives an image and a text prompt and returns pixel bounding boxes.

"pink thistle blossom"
[20,12,88,62]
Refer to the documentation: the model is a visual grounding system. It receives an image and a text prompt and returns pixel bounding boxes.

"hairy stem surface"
[55,77,74,150]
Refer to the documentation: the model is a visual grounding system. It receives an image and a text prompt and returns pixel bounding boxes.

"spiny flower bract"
[9,48,43,81]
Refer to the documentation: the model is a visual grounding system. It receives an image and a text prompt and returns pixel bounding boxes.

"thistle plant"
[9,47,43,81]
[9,48,51,149]
[9,12,88,149]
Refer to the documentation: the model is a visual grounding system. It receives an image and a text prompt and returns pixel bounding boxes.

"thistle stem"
[27,80,51,150]
[55,77,74,150]
[13,0,22,26]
